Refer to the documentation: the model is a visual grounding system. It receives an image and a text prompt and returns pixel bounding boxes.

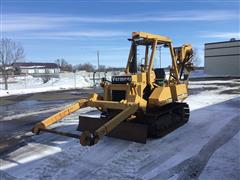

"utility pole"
[159,46,162,68]
[74,71,76,88]
[97,50,100,80]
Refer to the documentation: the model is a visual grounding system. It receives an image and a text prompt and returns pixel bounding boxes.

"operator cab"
[126,34,169,85]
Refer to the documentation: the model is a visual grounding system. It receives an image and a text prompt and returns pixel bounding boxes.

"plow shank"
[32,99,87,134]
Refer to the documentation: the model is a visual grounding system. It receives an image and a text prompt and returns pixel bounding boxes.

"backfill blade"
[78,116,148,144]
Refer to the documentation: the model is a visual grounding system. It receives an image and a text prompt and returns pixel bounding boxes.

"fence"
[0,71,121,92]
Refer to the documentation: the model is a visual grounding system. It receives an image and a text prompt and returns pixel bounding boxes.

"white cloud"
[4,30,129,40]
[2,23,57,32]
[39,31,129,37]
[2,10,238,32]
[201,32,240,39]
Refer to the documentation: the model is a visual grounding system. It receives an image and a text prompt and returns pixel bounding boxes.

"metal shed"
[204,40,240,76]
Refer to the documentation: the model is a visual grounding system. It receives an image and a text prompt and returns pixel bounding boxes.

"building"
[0,66,15,75]
[12,62,60,77]
[204,39,240,76]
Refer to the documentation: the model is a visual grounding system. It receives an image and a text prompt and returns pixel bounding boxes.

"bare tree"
[55,58,73,72]
[74,63,95,72]
[191,48,201,67]
[0,38,25,90]
[98,65,106,72]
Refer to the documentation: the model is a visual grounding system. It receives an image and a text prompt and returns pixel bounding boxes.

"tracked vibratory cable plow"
[32,32,194,146]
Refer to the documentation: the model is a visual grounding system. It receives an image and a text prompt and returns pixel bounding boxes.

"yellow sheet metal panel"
[109,84,128,91]
[127,94,147,110]
[132,32,172,43]
[136,72,147,83]
[170,84,188,101]
[148,86,172,106]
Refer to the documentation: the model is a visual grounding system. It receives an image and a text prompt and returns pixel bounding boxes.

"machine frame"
[32,32,193,146]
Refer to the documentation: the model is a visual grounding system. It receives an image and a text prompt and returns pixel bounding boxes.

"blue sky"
[1,0,240,67]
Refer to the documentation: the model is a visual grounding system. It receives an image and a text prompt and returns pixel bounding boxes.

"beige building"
[204,40,240,76]
[12,62,60,77]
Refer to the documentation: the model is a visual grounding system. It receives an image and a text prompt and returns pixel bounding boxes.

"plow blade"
[78,116,148,144]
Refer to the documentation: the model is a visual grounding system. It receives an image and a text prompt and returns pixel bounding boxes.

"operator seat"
[154,68,166,85]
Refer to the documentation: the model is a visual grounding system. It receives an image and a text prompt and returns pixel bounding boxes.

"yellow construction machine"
[32,32,194,146]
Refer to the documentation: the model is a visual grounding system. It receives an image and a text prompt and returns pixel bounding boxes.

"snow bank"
[0,72,114,97]
[2,69,230,97]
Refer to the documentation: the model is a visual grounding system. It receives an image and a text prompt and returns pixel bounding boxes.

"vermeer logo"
[112,76,132,83]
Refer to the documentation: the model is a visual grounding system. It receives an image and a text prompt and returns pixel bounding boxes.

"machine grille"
[112,90,126,101]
